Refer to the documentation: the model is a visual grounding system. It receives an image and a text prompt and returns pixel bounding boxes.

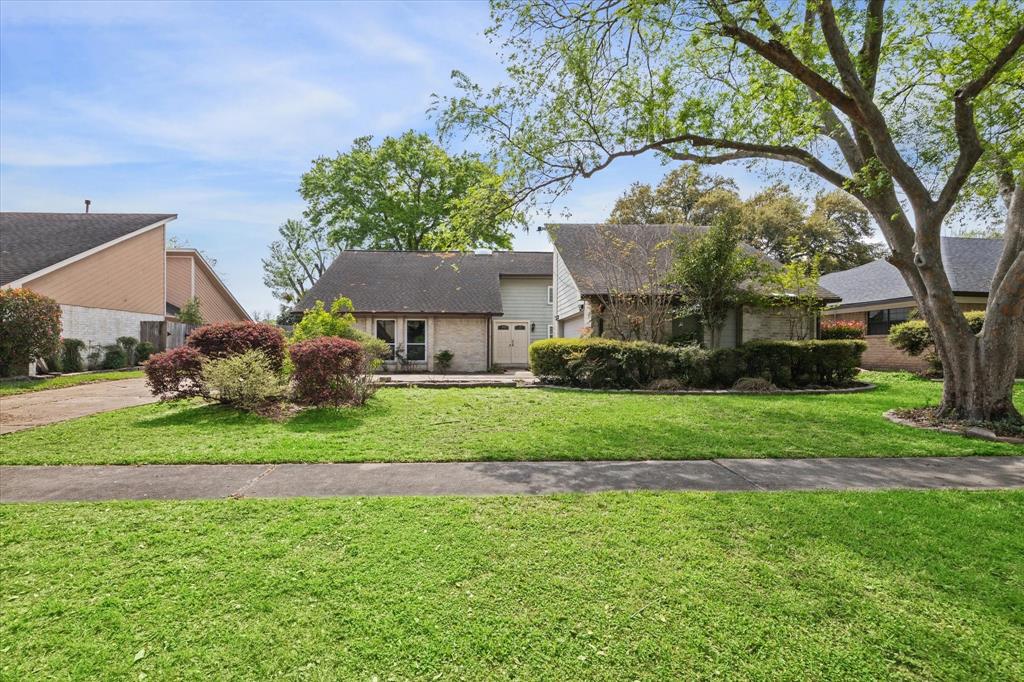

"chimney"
[84,199,91,214]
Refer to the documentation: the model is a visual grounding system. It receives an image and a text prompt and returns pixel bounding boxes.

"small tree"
[764,256,824,340]
[563,224,679,343]
[290,297,359,342]
[890,311,988,376]
[0,288,62,376]
[177,297,204,325]
[668,223,765,349]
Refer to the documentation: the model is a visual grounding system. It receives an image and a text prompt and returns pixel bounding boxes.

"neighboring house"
[295,250,553,372]
[548,223,840,346]
[165,248,249,324]
[820,236,1023,372]
[0,212,249,363]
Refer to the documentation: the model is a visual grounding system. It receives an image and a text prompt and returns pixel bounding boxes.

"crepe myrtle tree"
[438,0,1024,421]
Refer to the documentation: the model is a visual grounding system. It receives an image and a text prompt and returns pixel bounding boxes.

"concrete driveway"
[0,378,157,434]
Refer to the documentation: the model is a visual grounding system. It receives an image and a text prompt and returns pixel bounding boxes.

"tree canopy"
[261,219,341,305]
[439,0,1024,420]
[299,130,523,252]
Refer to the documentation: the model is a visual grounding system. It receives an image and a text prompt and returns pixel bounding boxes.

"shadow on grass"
[132,402,264,429]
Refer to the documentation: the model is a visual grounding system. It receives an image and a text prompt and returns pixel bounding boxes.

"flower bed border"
[883,410,1024,445]
[531,381,876,396]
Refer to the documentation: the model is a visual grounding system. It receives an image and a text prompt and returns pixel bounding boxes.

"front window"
[406,319,426,362]
[867,307,911,335]
[376,319,396,360]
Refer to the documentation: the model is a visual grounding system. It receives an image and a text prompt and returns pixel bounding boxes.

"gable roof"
[548,223,839,301]
[296,250,552,315]
[820,236,1003,308]
[0,212,176,286]
[166,248,252,321]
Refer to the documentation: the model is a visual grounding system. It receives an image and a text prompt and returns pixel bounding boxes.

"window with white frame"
[375,319,396,360]
[547,324,554,338]
[546,285,554,305]
[405,319,427,361]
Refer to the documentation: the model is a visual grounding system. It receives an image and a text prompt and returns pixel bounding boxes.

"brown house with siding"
[1,213,249,367]
[820,236,1022,373]
[165,248,249,323]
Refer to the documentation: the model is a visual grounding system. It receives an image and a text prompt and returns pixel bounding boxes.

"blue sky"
[1,0,774,315]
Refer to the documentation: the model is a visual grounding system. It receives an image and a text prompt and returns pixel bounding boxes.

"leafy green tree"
[668,222,765,349]
[177,297,204,326]
[300,131,522,251]
[262,219,341,305]
[440,0,1024,420]
[609,165,738,223]
[0,288,61,376]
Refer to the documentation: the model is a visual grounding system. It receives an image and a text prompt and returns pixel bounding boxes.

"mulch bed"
[885,408,1024,445]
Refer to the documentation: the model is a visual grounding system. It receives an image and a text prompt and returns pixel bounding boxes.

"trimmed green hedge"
[529,338,866,389]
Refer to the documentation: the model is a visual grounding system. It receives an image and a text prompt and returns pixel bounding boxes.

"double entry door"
[493,320,530,366]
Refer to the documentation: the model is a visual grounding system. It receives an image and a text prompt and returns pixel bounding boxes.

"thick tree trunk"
[937,331,1020,422]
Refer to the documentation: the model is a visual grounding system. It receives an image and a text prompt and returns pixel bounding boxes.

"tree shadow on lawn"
[132,399,379,435]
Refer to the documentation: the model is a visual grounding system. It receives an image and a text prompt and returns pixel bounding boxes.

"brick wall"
[60,304,164,351]
[432,317,489,372]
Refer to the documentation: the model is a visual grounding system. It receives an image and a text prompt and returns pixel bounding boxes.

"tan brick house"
[820,237,1023,373]
[295,250,553,372]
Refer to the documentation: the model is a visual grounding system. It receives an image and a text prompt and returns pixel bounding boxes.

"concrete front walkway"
[2,456,1021,502]
[0,378,157,434]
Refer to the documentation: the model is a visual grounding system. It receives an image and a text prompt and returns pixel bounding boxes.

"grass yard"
[1,491,1021,679]
[0,370,144,397]
[1,372,1020,464]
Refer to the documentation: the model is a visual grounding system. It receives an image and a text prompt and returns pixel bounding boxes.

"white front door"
[493,320,530,366]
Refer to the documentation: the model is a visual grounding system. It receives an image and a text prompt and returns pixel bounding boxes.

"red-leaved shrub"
[0,288,62,377]
[187,322,286,369]
[144,346,207,399]
[289,337,375,406]
[819,319,866,340]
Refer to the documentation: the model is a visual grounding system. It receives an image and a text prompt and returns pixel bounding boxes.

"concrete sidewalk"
[2,456,1021,502]
[0,378,157,434]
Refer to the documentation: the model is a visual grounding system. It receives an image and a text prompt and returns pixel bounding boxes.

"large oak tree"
[440,0,1024,420]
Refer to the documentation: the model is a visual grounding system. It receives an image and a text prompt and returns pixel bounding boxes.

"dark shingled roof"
[296,250,552,315]
[1,212,176,286]
[820,236,1004,308]
[548,223,840,301]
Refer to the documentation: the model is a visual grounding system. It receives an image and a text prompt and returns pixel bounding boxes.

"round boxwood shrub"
[135,341,156,364]
[144,346,207,399]
[101,345,128,370]
[0,288,62,377]
[187,321,286,370]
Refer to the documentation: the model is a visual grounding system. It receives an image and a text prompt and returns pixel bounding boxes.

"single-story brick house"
[0,212,249,362]
[548,223,840,346]
[295,250,553,372]
[819,236,1022,373]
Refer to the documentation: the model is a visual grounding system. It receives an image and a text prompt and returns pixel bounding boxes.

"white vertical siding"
[553,248,583,321]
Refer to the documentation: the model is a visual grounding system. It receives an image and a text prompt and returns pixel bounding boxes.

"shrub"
[647,378,685,391]
[733,377,777,393]
[178,296,204,325]
[61,338,86,373]
[820,319,866,339]
[888,311,985,374]
[529,337,864,389]
[101,345,128,369]
[187,321,286,370]
[202,350,284,410]
[144,346,207,399]
[85,345,104,370]
[290,336,377,407]
[434,349,455,373]
[135,341,156,364]
[0,288,62,376]
[116,336,138,364]
[291,297,358,342]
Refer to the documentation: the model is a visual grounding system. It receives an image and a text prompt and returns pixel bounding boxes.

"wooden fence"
[140,321,197,352]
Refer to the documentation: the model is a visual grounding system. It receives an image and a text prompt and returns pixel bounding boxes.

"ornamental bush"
[61,338,86,372]
[101,345,128,370]
[187,321,286,370]
[290,297,389,370]
[289,336,377,407]
[888,310,985,375]
[135,341,156,364]
[144,346,207,399]
[529,338,864,389]
[0,288,62,377]
[202,350,284,410]
[820,319,866,339]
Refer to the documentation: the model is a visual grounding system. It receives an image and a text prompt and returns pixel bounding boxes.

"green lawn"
[0,370,144,396]
[1,372,1020,464]
[1,491,1021,679]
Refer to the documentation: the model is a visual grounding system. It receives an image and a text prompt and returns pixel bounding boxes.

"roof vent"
[84,199,91,214]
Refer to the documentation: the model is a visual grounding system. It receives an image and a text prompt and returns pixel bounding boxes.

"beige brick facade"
[355,314,490,372]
